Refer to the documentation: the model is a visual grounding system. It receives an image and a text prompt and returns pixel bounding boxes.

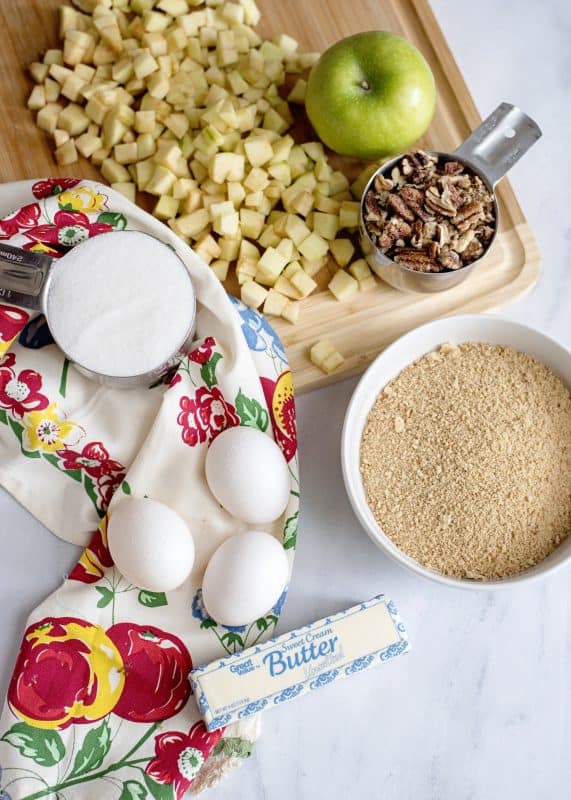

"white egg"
[107,497,195,593]
[202,531,289,627]
[205,427,290,524]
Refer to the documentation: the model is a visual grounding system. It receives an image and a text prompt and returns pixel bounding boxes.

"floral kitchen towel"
[0,179,300,798]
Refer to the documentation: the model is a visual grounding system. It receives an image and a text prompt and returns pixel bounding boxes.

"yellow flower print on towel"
[22,403,85,452]
[57,186,108,214]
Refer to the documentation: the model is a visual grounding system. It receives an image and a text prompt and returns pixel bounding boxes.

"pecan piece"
[425,186,457,217]
[374,173,393,191]
[388,194,415,222]
[395,247,441,273]
[438,246,462,270]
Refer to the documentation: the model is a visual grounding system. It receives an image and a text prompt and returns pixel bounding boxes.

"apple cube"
[137,133,156,160]
[281,299,301,324]
[55,139,78,166]
[330,239,355,268]
[292,191,314,217]
[176,208,210,238]
[101,158,131,184]
[301,257,327,277]
[259,226,280,249]
[241,280,268,310]
[301,141,325,162]
[339,201,361,229]
[244,136,274,166]
[258,246,288,279]
[283,261,303,280]
[210,259,230,282]
[239,240,261,262]
[239,208,265,239]
[53,129,69,148]
[76,132,102,158]
[237,259,259,284]
[209,152,245,183]
[153,195,179,220]
[312,211,339,241]
[114,142,138,164]
[359,274,377,291]
[287,78,306,104]
[111,182,136,202]
[228,181,246,208]
[298,232,328,261]
[274,276,302,300]
[244,167,269,192]
[213,210,240,237]
[263,289,288,317]
[310,339,345,374]
[312,193,338,214]
[276,237,296,262]
[285,215,311,246]
[58,103,89,136]
[348,259,372,282]
[328,269,359,302]
[290,269,317,298]
[219,238,241,261]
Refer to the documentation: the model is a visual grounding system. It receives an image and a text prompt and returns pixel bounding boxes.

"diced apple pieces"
[111,181,136,202]
[241,279,268,309]
[298,232,328,261]
[290,269,317,298]
[211,259,230,281]
[287,78,306,103]
[281,299,300,324]
[328,269,359,302]
[55,139,78,165]
[26,0,370,317]
[312,211,338,240]
[263,288,288,316]
[310,339,345,374]
[244,136,274,166]
[339,200,360,229]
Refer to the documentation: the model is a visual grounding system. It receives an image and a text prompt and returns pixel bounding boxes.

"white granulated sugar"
[47,231,194,377]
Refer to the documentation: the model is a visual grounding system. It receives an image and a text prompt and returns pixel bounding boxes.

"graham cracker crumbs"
[360,343,571,580]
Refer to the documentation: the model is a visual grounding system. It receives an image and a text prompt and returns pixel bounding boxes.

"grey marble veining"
[1,1,570,799]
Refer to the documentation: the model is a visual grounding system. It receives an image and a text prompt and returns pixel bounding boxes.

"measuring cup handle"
[0,242,53,311]
[453,102,542,187]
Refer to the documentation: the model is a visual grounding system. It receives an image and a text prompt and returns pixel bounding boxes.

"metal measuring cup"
[359,103,542,293]
[0,230,196,388]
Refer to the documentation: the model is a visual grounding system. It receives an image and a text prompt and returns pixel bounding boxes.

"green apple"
[305,31,436,160]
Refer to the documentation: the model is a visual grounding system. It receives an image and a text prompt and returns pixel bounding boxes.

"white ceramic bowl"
[341,314,571,589]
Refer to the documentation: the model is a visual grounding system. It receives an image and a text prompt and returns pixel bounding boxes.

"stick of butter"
[190,594,410,731]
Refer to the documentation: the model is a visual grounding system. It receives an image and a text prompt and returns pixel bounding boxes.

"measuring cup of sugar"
[0,230,196,388]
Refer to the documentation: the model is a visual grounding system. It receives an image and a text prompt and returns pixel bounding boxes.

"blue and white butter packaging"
[190,594,410,731]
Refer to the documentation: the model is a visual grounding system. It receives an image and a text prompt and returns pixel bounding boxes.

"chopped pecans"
[363,151,496,273]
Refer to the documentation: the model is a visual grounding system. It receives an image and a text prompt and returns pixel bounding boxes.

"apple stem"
[360,80,370,91]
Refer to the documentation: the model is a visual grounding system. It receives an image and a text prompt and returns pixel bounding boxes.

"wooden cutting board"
[0,0,540,393]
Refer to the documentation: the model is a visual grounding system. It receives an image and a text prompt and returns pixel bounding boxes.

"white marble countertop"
[1,1,570,798]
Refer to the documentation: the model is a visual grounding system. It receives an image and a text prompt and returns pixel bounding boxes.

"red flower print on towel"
[58,441,126,511]
[8,616,124,729]
[68,520,114,584]
[107,623,192,723]
[177,386,239,447]
[0,364,49,418]
[260,370,297,462]
[0,306,29,343]
[0,203,41,239]
[188,336,216,365]
[57,441,125,481]
[24,210,113,251]
[145,721,223,799]
[31,177,81,199]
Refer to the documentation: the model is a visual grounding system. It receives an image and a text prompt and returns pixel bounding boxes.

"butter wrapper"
[190,594,410,731]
